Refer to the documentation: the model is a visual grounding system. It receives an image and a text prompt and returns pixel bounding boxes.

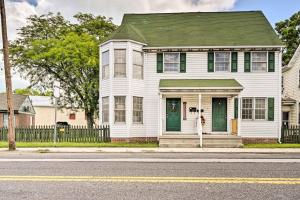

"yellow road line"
[0,176,299,184]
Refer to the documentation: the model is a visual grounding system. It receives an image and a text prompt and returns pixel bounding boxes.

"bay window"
[114,96,126,123]
[133,51,143,79]
[133,97,143,123]
[102,97,109,123]
[114,49,126,77]
[102,51,109,79]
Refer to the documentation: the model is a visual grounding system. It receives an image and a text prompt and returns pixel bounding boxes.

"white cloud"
[0,0,237,91]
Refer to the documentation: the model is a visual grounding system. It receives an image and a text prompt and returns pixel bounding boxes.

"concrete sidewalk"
[0,147,300,153]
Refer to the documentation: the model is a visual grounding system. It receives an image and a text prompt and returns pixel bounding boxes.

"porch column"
[198,94,203,147]
[159,93,163,137]
[237,96,241,136]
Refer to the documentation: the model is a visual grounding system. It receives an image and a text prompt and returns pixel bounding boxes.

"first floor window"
[242,98,266,120]
[251,52,267,72]
[3,113,8,127]
[164,53,179,72]
[215,52,230,72]
[102,97,109,123]
[133,97,143,123]
[114,49,126,77]
[115,96,126,123]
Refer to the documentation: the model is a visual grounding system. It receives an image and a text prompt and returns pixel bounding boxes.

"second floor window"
[133,51,143,79]
[251,52,267,72]
[164,53,179,72]
[102,51,109,79]
[114,49,126,78]
[215,52,230,72]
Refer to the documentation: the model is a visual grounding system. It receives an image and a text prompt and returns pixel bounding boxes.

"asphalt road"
[0,152,299,200]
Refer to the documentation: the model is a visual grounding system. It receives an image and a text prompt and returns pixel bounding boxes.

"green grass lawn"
[0,142,158,148]
[245,143,300,148]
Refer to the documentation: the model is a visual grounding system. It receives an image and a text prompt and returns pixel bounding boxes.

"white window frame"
[133,96,143,124]
[114,96,126,123]
[114,49,126,78]
[163,52,180,73]
[214,52,231,72]
[241,97,267,121]
[133,50,143,79]
[102,97,109,123]
[102,51,109,80]
[251,51,268,72]
[298,69,300,88]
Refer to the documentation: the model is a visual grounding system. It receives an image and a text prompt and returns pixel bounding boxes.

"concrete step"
[203,143,243,148]
[159,138,200,144]
[159,143,200,148]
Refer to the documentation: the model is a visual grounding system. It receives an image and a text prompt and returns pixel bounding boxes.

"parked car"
[56,121,70,127]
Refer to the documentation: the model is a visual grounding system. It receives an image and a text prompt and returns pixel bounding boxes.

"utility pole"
[1,0,15,150]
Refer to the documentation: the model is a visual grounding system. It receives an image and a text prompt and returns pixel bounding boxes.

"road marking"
[0,158,300,163]
[0,176,299,184]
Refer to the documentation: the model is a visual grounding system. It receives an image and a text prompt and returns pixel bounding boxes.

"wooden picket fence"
[281,125,300,143]
[0,125,110,143]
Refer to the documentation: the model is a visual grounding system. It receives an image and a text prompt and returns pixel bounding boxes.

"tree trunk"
[0,0,15,150]
[86,111,94,128]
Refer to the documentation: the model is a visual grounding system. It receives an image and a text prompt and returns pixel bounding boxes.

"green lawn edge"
[244,143,300,148]
[0,142,158,148]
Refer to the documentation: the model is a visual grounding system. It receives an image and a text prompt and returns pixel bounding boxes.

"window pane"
[133,65,143,79]
[115,96,126,123]
[242,98,253,119]
[215,52,230,72]
[255,98,266,119]
[252,52,267,62]
[252,62,267,72]
[102,65,109,79]
[102,51,109,66]
[164,63,179,72]
[164,53,179,63]
[114,50,126,77]
[102,97,109,123]
[133,97,143,123]
[133,51,143,65]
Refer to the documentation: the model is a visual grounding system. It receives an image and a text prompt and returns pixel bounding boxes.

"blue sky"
[0,0,299,92]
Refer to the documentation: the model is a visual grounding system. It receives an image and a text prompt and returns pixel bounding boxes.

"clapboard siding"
[100,41,281,139]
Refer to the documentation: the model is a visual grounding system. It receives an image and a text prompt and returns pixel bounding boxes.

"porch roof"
[159,79,243,89]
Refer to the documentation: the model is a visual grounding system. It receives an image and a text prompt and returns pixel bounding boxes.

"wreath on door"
[201,115,206,125]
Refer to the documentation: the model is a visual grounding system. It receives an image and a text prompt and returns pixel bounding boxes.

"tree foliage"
[10,13,117,127]
[14,87,52,96]
[275,11,300,65]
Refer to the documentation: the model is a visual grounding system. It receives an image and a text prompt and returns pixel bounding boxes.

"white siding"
[100,41,281,139]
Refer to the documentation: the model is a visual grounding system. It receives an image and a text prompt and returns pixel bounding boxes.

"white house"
[282,45,300,127]
[99,11,283,147]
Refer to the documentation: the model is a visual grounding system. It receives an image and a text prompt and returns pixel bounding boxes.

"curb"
[1,148,300,153]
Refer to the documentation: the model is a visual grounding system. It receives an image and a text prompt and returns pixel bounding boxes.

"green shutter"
[234,98,238,118]
[244,52,251,72]
[208,52,214,72]
[268,97,274,121]
[231,52,238,72]
[180,53,186,73]
[268,52,275,72]
[157,53,163,73]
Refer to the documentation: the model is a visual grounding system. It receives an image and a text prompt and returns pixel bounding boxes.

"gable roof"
[0,93,28,111]
[108,11,282,47]
[283,45,300,73]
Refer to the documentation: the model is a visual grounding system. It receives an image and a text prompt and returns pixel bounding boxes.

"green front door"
[166,98,181,131]
[212,98,227,132]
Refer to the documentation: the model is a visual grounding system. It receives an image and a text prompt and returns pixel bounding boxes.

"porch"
[158,79,243,147]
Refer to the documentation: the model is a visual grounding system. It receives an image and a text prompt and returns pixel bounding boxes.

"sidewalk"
[1,147,300,153]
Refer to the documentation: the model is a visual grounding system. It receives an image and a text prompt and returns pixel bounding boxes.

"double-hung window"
[102,97,109,123]
[114,49,126,77]
[114,96,126,123]
[133,97,143,123]
[133,51,143,79]
[215,52,230,72]
[242,98,266,120]
[102,51,109,79]
[251,52,267,72]
[164,53,180,72]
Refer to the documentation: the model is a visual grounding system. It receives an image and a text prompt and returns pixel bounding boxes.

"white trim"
[143,45,284,49]
[100,39,147,47]
[160,87,244,90]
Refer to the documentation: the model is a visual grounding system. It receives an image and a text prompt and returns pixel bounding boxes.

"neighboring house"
[282,45,300,127]
[0,93,35,127]
[99,11,283,146]
[30,96,94,126]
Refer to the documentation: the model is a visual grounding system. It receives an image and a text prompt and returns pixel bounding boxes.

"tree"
[14,87,52,96]
[10,13,117,127]
[275,11,300,65]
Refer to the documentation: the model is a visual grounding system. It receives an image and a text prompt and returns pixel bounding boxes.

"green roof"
[159,79,243,88]
[109,11,282,47]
